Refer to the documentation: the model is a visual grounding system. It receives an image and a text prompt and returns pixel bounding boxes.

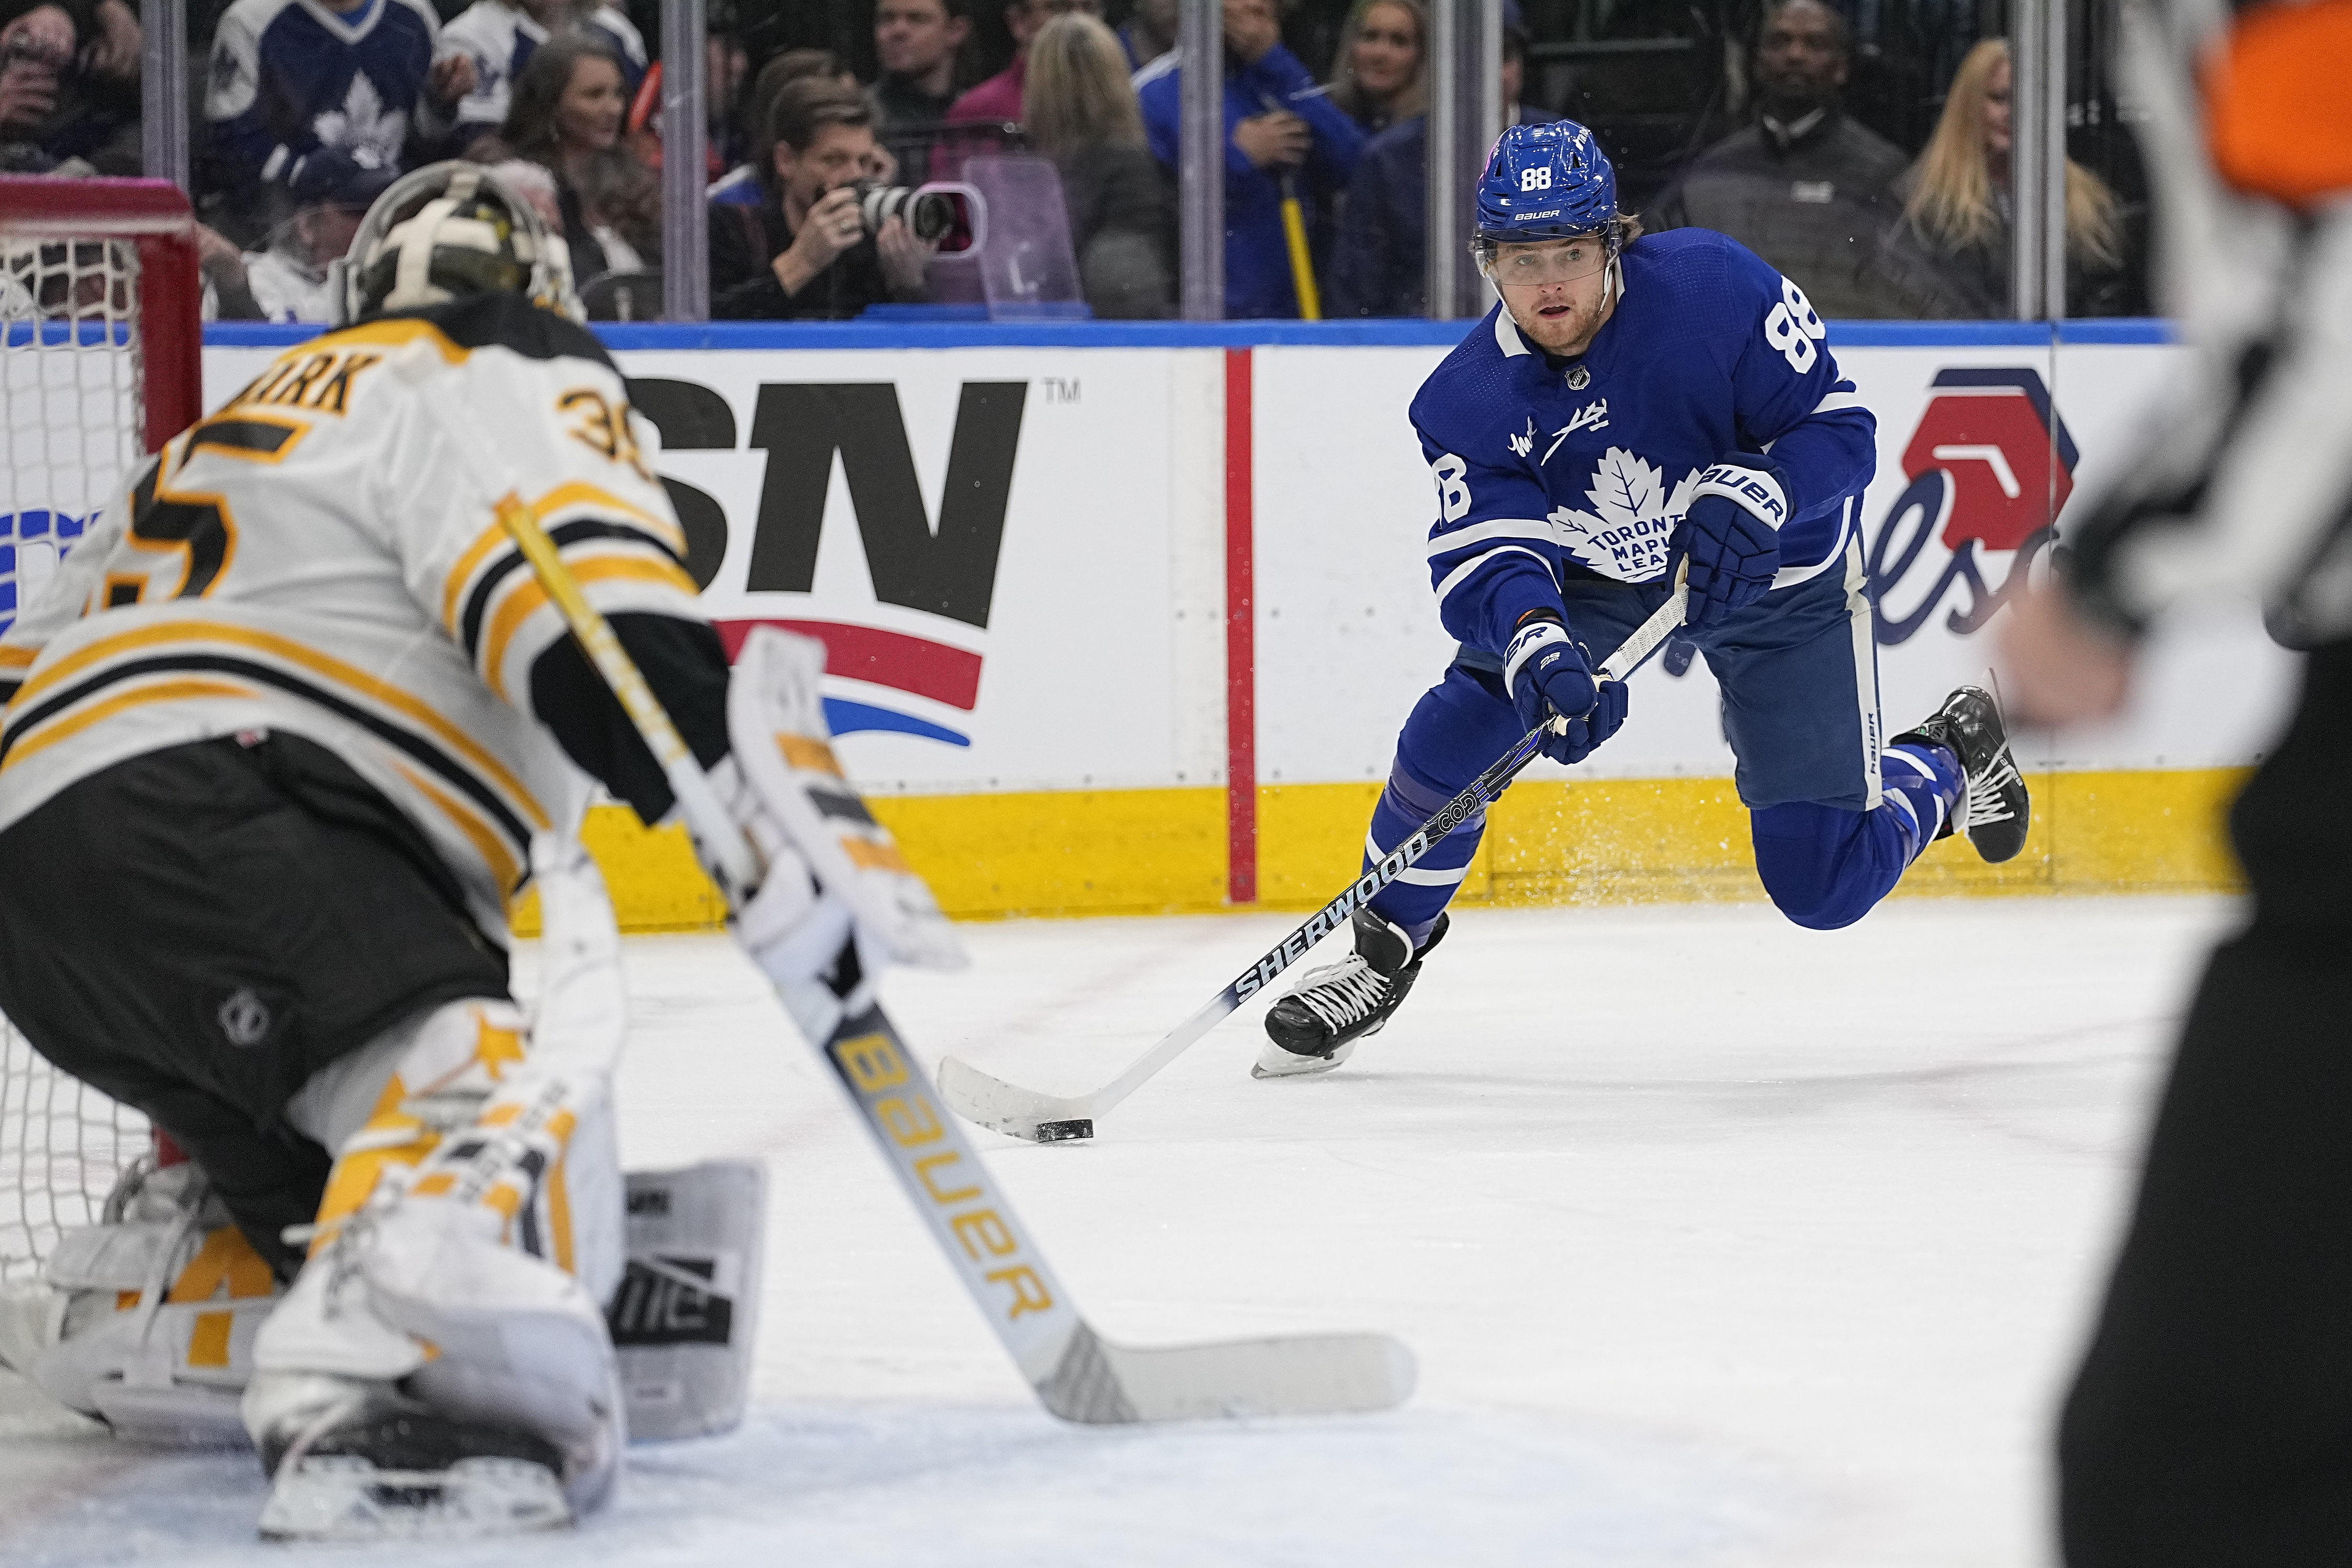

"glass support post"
[1179,0,1225,321]
[659,0,709,322]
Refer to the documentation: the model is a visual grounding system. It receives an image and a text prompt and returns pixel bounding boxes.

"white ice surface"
[0,895,2237,1566]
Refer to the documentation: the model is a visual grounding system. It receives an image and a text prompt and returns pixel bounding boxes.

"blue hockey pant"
[1364,540,1962,941]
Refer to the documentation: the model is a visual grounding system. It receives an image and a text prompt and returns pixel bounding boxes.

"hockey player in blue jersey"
[1257,120,2031,1078]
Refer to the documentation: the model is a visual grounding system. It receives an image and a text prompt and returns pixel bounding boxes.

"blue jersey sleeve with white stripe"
[1412,417,1569,659]
[1717,241,1877,569]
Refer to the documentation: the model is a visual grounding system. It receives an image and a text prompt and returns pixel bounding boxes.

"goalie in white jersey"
[0,163,955,1539]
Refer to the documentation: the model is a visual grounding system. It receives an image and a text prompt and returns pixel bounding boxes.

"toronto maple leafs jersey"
[205,0,449,196]
[1413,227,1877,657]
[0,295,707,942]
[437,0,647,136]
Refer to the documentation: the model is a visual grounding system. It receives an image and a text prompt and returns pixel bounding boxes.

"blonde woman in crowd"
[1880,37,2136,315]
[1023,10,1173,317]
[1324,0,1425,136]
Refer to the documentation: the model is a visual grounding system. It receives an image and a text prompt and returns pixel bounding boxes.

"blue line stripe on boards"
[203,316,2177,353]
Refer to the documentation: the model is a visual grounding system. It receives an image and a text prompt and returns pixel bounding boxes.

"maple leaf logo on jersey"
[312,74,406,168]
[1549,446,1699,583]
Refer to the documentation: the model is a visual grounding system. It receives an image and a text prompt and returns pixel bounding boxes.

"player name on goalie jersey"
[0,294,702,938]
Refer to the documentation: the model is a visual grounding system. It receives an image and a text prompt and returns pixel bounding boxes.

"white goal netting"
[1,234,146,636]
[0,1025,147,1292]
[1,229,158,1292]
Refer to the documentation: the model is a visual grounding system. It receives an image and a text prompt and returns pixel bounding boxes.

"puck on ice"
[1034,1119,1093,1143]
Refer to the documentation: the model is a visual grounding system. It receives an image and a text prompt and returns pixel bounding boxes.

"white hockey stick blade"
[936,1054,1098,1142]
[1037,1322,1417,1424]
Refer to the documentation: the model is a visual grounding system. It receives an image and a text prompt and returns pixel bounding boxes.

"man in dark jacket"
[1645,0,1910,319]
[707,77,930,320]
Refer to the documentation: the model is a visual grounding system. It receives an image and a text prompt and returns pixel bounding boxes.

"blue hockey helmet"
[1474,120,1620,244]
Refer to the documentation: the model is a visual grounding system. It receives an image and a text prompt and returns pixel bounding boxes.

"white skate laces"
[1292,956,1394,1034]
[1956,746,2024,833]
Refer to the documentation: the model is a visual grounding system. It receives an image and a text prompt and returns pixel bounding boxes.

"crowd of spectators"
[1642,2,2140,319]
[3,0,2148,326]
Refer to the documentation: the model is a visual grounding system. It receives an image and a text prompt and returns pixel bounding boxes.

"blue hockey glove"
[1669,454,1791,630]
[1504,617,1629,765]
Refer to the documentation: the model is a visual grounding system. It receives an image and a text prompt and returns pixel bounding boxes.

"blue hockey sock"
[1879,741,1963,864]
[1361,767,1480,946]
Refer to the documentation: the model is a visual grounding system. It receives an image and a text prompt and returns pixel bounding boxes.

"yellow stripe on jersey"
[531,482,687,557]
[439,483,689,638]
[5,620,549,829]
[0,646,35,670]
[442,518,509,633]
[0,677,258,773]
[481,555,703,701]
[391,759,524,893]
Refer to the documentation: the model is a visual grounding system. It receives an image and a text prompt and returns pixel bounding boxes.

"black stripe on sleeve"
[459,518,690,665]
[0,656,536,859]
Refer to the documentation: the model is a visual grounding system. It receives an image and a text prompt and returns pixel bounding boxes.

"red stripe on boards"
[713,618,983,710]
[1225,347,1257,905]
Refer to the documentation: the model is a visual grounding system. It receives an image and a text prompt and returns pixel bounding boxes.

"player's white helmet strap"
[333,161,582,325]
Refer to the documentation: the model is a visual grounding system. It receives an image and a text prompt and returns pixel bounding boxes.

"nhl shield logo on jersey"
[1866,368,2078,647]
[216,988,273,1049]
[1549,446,1700,583]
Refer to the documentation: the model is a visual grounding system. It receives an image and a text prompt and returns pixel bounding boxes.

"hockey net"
[0,178,202,1293]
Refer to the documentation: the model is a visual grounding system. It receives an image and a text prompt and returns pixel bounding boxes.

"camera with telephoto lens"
[852,181,957,243]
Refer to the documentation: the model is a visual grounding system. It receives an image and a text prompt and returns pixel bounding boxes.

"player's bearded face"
[1492,236,1614,356]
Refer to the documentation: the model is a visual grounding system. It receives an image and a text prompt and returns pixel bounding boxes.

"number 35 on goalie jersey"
[0,295,705,936]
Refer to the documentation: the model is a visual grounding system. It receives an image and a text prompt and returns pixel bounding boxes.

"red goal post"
[0,176,204,1299]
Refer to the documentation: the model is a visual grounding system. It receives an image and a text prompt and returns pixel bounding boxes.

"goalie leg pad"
[20,1158,284,1444]
[252,838,632,1533]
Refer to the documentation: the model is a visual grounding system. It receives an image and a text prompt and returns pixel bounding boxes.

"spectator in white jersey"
[198,149,396,321]
[434,0,647,153]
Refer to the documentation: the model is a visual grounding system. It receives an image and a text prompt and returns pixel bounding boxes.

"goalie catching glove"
[714,627,964,991]
[1670,453,1789,628]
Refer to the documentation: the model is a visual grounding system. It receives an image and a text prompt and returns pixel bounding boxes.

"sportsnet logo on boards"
[1865,368,2078,647]
[0,509,88,637]
[637,377,1024,750]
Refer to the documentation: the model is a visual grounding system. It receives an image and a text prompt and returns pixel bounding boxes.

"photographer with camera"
[709,76,932,319]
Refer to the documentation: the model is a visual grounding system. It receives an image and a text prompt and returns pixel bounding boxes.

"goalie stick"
[419,375,1413,1424]
[939,574,1690,1143]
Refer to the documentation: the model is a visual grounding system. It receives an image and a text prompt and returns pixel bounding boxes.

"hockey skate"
[1893,685,2031,863]
[1256,911,1448,1079]
[251,1371,574,1542]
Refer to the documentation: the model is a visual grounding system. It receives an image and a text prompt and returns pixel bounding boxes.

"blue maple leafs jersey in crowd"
[1413,227,1877,657]
[206,0,448,193]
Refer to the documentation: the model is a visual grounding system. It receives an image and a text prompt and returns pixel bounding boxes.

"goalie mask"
[331,161,581,325]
